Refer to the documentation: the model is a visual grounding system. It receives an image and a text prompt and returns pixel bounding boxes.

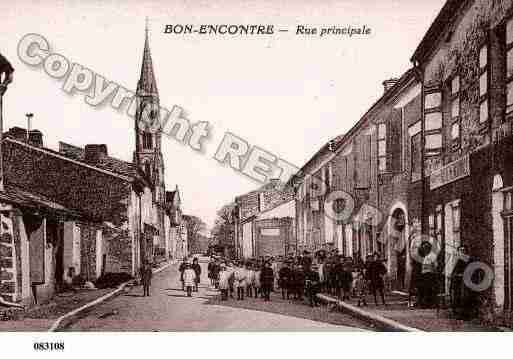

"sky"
[0,0,445,229]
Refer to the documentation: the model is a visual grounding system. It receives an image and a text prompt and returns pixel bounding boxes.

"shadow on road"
[200,289,374,331]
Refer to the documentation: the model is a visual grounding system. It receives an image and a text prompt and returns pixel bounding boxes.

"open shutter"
[355,135,371,188]
[387,109,403,173]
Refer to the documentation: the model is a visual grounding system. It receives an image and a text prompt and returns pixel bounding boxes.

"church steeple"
[134,18,164,194]
[137,18,158,97]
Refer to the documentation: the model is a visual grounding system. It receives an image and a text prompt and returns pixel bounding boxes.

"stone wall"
[0,210,16,302]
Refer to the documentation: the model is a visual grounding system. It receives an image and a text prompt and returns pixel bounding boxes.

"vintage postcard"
[1,1,512,348]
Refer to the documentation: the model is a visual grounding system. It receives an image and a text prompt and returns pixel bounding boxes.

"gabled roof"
[288,68,418,188]
[59,142,138,178]
[411,0,468,63]
[2,138,143,222]
[294,133,345,179]
[235,179,293,202]
[0,184,83,219]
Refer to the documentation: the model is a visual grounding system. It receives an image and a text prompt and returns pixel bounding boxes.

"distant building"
[234,179,295,259]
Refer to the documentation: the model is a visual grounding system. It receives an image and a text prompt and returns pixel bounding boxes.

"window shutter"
[387,109,402,173]
[355,135,371,188]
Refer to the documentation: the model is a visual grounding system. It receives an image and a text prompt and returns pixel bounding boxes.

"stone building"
[291,0,513,317]
[0,130,155,303]
[0,26,184,305]
[292,69,422,292]
[411,0,513,314]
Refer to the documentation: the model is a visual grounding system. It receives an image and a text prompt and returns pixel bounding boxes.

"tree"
[182,215,207,254]
[211,203,236,256]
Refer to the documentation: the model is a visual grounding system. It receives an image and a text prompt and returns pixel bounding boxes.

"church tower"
[134,21,165,207]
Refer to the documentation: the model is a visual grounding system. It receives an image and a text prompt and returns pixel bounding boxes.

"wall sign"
[261,228,280,236]
[430,155,470,190]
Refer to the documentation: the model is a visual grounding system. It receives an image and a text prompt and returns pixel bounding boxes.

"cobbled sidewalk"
[319,290,500,331]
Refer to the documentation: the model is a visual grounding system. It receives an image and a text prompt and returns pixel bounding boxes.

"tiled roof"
[0,184,83,218]
[59,142,138,178]
[411,0,467,63]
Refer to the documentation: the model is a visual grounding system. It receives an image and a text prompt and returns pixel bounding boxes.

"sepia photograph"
[1,1,513,353]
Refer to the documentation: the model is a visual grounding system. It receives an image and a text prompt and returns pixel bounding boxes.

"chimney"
[84,144,108,164]
[382,78,399,93]
[28,129,43,147]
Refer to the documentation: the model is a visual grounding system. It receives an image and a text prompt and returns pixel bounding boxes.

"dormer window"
[143,132,153,149]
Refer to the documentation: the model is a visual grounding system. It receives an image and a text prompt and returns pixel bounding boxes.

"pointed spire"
[137,18,158,96]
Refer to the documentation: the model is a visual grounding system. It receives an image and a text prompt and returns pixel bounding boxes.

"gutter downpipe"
[413,60,426,250]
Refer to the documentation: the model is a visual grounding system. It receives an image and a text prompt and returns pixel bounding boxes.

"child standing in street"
[219,264,231,301]
[140,262,152,297]
[234,262,247,300]
[254,265,262,298]
[354,269,368,307]
[246,263,255,298]
[183,263,197,297]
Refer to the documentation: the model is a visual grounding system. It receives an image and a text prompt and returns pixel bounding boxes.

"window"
[428,214,435,237]
[425,92,442,110]
[142,132,153,149]
[450,75,461,149]
[425,133,442,150]
[479,44,489,123]
[423,88,443,157]
[451,202,460,234]
[144,161,151,177]
[451,122,460,141]
[410,131,422,183]
[506,19,513,115]
[324,164,331,190]
[377,123,386,172]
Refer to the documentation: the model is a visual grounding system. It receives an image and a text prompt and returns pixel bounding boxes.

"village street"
[65,259,370,331]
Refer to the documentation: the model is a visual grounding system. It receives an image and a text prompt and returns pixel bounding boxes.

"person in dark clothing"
[327,261,338,296]
[208,258,215,286]
[278,261,292,300]
[334,256,352,301]
[450,246,480,320]
[305,265,320,307]
[192,258,202,292]
[179,258,188,291]
[341,264,353,301]
[260,261,274,301]
[212,260,221,289]
[368,253,387,305]
[292,264,305,300]
[140,262,153,297]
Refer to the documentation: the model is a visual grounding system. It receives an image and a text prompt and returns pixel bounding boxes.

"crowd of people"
[203,250,388,307]
[145,245,480,321]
